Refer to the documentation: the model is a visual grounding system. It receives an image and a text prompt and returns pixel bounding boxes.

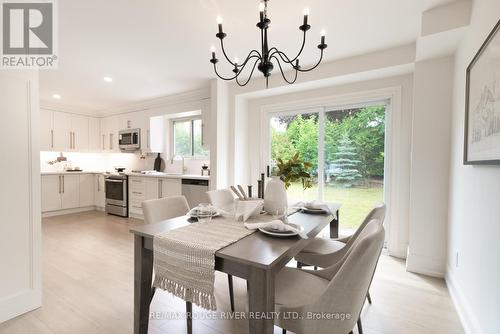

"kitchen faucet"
[170,155,186,173]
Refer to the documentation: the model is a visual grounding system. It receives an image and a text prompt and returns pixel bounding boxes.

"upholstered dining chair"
[295,203,386,305]
[142,195,234,333]
[277,219,385,334]
[207,189,235,210]
[206,188,238,312]
[142,195,190,224]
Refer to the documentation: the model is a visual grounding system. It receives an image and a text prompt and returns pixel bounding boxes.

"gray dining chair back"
[344,202,386,249]
[206,189,235,208]
[276,220,385,334]
[142,195,190,224]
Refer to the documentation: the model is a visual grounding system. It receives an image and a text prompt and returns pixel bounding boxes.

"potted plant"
[275,153,313,190]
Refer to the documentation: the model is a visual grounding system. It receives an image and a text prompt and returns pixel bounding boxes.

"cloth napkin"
[235,199,264,222]
[293,201,342,219]
[244,220,308,239]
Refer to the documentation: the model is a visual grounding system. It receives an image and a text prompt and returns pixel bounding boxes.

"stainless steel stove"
[105,174,128,217]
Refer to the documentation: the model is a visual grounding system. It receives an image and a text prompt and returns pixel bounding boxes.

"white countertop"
[41,171,210,181]
[126,172,210,180]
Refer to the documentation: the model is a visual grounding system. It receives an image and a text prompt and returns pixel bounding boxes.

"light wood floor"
[0,211,464,334]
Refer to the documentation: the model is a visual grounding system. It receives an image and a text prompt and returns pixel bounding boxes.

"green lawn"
[287,183,384,229]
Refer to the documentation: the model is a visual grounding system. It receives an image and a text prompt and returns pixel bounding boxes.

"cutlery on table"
[230,186,244,200]
[237,185,248,200]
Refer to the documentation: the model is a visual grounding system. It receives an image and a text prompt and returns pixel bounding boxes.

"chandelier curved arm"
[235,58,260,86]
[296,49,324,72]
[213,55,261,81]
[271,55,298,84]
[268,30,306,64]
[220,38,261,67]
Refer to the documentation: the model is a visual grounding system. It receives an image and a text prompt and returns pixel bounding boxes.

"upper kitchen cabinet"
[101,115,119,152]
[40,110,90,152]
[40,108,54,151]
[71,114,89,151]
[150,115,165,153]
[52,111,72,150]
[88,117,101,152]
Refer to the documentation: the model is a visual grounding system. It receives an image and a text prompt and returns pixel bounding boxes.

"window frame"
[171,116,207,158]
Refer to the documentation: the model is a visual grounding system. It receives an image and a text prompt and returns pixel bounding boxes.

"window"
[269,102,387,232]
[172,117,208,157]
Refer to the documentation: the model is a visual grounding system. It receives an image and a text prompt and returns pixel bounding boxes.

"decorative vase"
[264,176,288,214]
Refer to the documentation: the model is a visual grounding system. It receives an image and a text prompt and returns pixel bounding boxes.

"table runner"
[152,217,257,310]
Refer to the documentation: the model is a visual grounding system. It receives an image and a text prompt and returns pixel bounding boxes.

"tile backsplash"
[40,151,209,175]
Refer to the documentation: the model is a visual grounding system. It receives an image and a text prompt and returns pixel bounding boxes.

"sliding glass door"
[269,102,387,232]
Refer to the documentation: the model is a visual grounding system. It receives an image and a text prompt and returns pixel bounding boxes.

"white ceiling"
[39,0,454,112]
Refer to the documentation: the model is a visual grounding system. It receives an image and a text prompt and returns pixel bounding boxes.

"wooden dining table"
[130,210,338,334]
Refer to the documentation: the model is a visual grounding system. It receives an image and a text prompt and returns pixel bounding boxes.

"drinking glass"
[197,203,213,223]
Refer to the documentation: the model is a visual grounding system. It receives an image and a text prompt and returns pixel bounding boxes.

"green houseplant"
[275,153,313,190]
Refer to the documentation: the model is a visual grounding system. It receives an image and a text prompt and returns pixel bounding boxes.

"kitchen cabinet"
[43,110,90,152]
[88,117,101,151]
[149,116,164,153]
[128,176,182,218]
[161,178,182,198]
[79,174,95,207]
[53,111,72,150]
[95,174,106,208]
[61,174,79,209]
[41,174,80,212]
[40,109,54,151]
[41,175,62,212]
[71,114,89,151]
[101,115,119,152]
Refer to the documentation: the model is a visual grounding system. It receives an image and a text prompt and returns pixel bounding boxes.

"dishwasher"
[181,178,209,208]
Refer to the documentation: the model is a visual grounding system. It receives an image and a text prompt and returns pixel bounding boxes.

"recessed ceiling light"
[103,76,113,82]
[52,94,61,99]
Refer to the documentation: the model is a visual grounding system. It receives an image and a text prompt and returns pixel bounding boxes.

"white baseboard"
[446,266,483,334]
[129,212,144,220]
[42,206,97,217]
[0,289,41,323]
[406,251,445,277]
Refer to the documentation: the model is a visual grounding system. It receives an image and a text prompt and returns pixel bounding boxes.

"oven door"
[105,178,127,206]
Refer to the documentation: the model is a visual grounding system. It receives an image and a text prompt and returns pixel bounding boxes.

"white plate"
[258,223,304,238]
[189,208,220,219]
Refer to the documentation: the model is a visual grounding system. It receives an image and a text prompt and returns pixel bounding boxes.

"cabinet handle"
[132,191,142,195]
[158,179,162,198]
[51,130,54,148]
[58,176,61,194]
[97,176,100,192]
[147,130,150,149]
[62,176,65,193]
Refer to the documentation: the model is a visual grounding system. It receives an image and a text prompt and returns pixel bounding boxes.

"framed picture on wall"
[464,18,500,165]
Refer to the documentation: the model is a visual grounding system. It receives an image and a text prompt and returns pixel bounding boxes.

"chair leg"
[366,291,372,304]
[297,261,303,268]
[357,318,363,334]
[282,329,287,334]
[186,301,192,334]
[227,274,235,312]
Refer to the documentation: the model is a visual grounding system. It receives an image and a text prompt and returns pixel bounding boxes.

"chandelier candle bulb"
[303,8,309,25]
[217,16,223,34]
[320,29,326,44]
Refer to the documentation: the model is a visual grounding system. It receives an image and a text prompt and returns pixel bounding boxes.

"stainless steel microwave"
[119,128,141,151]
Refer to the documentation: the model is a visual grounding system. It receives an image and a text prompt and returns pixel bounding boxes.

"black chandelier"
[209,0,327,88]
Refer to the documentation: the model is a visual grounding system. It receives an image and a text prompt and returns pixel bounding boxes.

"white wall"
[407,56,455,277]
[447,1,500,333]
[0,71,41,322]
